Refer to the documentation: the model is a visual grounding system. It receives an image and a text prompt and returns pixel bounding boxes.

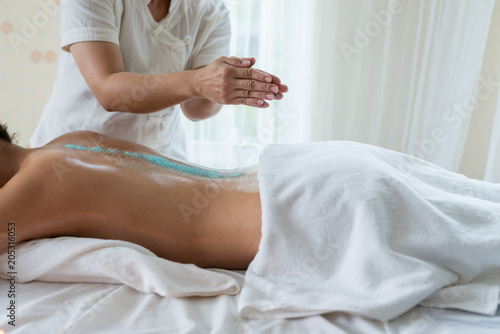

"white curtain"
[185,0,500,181]
[470,0,500,181]
[276,0,499,173]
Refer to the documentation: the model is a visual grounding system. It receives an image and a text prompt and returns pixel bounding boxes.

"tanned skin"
[0,131,262,270]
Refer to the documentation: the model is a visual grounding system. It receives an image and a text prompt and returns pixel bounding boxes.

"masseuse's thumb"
[219,56,255,68]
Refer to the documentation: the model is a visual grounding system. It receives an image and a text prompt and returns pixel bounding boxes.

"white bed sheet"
[1,274,499,334]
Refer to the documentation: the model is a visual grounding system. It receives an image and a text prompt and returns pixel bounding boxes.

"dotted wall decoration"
[0,0,61,146]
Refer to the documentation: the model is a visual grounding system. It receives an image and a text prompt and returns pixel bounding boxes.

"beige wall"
[0,0,60,146]
[459,0,500,179]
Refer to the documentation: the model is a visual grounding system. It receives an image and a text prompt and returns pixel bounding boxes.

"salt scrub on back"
[64,145,243,179]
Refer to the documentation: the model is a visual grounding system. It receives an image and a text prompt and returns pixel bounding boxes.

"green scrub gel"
[64,144,243,179]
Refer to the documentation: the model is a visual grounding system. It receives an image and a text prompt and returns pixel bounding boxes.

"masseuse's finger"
[253,69,289,98]
[233,78,280,97]
[234,89,279,101]
[219,57,273,83]
[253,69,281,85]
[219,56,255,69]
[233,97,270,109]
[240,57,257,68]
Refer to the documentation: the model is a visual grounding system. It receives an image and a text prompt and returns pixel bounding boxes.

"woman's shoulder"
[44,131,108,147]
[44,131,167,158]
[184,0,229,17]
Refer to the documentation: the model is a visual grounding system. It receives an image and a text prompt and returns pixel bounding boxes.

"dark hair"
[0,123,14,144]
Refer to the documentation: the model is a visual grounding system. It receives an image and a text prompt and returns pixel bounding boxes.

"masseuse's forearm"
[99,71,198,114]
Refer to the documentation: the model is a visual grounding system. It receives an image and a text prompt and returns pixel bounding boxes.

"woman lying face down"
[0,123,262,270]
[4,123,500,322]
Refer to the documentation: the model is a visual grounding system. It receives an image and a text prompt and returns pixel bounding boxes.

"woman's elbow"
[94,89,122,112]
[181,101,221,122]
[182,110,206,122]
[102,104,117,112]
[100,101,115,112]
[94,86,150,114]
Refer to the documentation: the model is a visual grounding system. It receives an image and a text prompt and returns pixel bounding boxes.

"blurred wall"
[459,0,500,180]
[0,0,60,146]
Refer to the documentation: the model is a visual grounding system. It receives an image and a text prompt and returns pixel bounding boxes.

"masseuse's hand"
[192,56,289,108]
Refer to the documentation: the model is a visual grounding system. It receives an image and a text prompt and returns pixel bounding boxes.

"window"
[181,0,288,168]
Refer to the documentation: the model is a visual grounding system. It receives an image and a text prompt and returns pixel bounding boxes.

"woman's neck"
[0,143,26,188]
[148,0,171,22]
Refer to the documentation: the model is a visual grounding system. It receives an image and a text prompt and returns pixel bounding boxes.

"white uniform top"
[31,0,230,159]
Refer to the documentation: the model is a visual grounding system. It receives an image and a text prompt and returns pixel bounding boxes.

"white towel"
[238,141,500,321]
[0,237,239,297]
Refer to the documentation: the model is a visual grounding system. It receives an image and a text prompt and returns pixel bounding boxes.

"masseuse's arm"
[69,41,288,119]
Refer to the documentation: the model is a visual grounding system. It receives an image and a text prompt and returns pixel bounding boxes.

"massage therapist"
[30,0,288,159]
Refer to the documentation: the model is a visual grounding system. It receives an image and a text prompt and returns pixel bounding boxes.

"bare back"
[0,131,262,269]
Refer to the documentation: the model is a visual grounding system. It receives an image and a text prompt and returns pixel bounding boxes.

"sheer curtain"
[279,0,498,172]
[467,0,500,181]
[184,0,500,181]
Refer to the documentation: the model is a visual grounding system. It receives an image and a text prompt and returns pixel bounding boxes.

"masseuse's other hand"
[193,56,288,108]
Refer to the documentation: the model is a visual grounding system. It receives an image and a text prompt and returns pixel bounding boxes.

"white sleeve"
[60,0,120,53]
[188,2,231,70]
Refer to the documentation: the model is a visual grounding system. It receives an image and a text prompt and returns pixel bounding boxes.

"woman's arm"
[70,41,283,115]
